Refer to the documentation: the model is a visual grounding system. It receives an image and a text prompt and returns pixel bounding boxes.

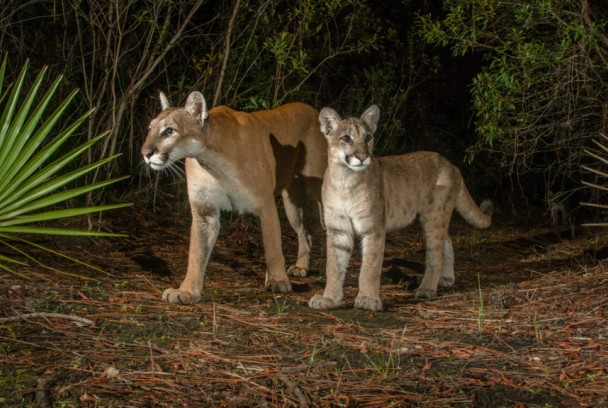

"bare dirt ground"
[1,201,607,407]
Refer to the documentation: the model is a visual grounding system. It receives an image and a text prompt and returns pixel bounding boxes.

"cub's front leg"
[354,230,386,311]
[308,226,354,310]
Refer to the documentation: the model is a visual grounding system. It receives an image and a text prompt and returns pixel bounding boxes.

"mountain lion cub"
[308,105,492,311]
[141,92,327,304]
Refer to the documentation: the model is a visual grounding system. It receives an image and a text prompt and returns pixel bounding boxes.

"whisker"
[168,162,186,181]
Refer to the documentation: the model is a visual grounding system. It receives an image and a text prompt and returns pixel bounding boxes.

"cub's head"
[318,105,380,171]
[141,91,209,170]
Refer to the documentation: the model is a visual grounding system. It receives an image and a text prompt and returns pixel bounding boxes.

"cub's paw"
[308,295,339,310]
[414,287,437,299]
[439,276,455,287]
[162,288,201,305]
[287,265,308,277]
[266,279,293,293]
[354,295,383,311]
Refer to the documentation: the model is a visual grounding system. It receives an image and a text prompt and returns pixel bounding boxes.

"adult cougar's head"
[318,105,380,171]
[141,91,209,171]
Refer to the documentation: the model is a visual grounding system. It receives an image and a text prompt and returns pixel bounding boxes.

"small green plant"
[586,373,598,382]
[113,281,128,289]
[365,325,407,378]
[4,326,16,339]
[476,273,485,330]
[365,351,397,378]
[309,344,317,365]
[271,289,288,314]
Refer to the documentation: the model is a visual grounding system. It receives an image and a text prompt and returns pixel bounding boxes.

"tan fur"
[142,92,327,304]
[308,105,491,311]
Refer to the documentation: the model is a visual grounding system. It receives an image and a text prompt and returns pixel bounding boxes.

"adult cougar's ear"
[319,107,341,138]
[361,105,380,134]
[159,91,171,110]
[185,91,209,122]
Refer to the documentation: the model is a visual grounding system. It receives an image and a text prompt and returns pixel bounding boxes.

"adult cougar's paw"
[287,265,308,277]
[439,276,455,287]
[266,279,293,293]
[308,295,339,310]
[162,288,201,305]
[414,287,437,299]
[354,295,383,311]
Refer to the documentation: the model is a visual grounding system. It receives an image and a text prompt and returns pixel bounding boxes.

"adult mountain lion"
[141,92,327,304]
[308,105,492,312]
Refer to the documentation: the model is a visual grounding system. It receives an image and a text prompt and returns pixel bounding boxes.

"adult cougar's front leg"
[163,201,220,304]
[258,203,292,292]
[162,160,224,305]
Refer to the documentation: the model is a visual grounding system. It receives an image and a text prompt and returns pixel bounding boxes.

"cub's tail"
[455,180,492,229]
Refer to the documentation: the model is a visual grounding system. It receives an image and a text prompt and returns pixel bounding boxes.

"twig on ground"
[279,375,309,408]
[36,371,66,408]
[0,312,94,326]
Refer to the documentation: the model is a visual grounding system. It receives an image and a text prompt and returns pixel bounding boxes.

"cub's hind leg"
[415,208,452,299]
[281,174,312,277]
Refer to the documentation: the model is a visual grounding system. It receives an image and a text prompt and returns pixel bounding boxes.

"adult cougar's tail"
[455,181,492,229]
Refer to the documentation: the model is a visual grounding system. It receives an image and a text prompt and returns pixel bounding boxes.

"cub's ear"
[159,91,172,110]
[319,107,341,138]
[185,91,209,122]
[361,105,380,134]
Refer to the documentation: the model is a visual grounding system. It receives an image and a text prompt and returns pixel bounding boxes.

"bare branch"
[213,0,241,108]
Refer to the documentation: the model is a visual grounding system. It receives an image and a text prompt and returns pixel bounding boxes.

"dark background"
[1,0,607,223]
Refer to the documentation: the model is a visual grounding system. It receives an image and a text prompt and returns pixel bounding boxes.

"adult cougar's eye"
[364,134,372,143]
[162,127,176,137]
[341,135,352,143]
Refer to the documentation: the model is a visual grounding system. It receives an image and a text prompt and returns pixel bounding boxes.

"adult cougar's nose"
[141,146,154,159]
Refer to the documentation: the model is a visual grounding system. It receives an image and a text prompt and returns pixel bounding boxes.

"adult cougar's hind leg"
[282,174,312,277]
[259,202,292,293]
[439,235,455,287]
[306,174,325,231]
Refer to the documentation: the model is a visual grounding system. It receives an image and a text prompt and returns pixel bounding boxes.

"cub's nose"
[355,153,369,162]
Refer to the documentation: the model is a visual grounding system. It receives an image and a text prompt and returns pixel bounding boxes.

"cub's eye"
[341,135,352,143]
[162,127,176,137]
[364,134,373,143]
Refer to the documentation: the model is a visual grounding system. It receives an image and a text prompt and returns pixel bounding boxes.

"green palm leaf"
[0,101,90,205]
[0,56,129,278]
